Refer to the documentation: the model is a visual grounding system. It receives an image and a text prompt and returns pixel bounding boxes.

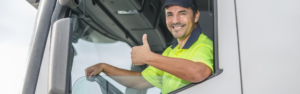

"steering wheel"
[86,75,124,94]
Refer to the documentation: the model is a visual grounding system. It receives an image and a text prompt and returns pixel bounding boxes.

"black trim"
[74,7,139,47]
[167,0,223,93]
[154,9,162,28]
[94,0,139,45]
[138,0,147,12]
[65,8,72,17]
[69,46,75,94]
[80,19,118,41]
[75,8,120,41]
[76,7,111,36]
[67,19,74,94]
[234,0,244,94]
[140,0,162,28]
[152,0,162,28]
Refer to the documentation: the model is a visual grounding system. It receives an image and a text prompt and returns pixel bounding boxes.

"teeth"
[174,26,182,29]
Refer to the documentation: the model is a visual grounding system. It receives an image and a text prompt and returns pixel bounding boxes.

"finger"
[85,69,91,77]
[142,34,149,46]
[90,72,94,77]
[90,69,99,77]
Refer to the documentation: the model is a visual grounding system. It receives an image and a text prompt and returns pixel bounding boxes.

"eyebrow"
[167,10,187,14]
[167,12,172,15]
[178,10,187,13]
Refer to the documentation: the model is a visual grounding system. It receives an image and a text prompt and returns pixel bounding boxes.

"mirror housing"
[48,18,73,94]
[59,0,81,8]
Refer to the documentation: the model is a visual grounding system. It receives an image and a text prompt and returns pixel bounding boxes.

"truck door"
[23,0,234,94]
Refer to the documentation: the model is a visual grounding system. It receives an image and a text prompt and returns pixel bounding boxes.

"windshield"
[72,75,189,94]
[72,76,124,94]
[71,19,161,94]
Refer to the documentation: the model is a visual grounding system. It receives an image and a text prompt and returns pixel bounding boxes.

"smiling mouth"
[172,25,185,30]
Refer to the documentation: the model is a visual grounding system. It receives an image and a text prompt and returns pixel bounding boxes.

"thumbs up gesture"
[131,34,152,65]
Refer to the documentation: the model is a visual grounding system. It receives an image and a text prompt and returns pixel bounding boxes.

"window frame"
[168,0,223,93]
[47,0,224,93]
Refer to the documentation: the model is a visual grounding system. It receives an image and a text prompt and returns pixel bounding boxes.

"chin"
[172,32,185,38]
[172,34,184,39]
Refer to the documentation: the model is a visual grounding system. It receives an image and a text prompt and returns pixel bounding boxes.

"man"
[85,0,213,93]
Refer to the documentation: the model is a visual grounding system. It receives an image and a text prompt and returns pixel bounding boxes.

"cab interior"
[67,0,217,93]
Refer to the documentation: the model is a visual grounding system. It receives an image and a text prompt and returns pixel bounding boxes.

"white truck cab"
[23,0,300,94]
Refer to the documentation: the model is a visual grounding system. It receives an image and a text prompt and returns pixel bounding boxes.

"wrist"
[98,63,107,70]
[145,52,155,64]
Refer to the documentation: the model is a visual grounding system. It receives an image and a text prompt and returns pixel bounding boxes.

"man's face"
[165,5,199,39]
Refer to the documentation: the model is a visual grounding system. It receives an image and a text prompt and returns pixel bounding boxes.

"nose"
[172,15,180,24]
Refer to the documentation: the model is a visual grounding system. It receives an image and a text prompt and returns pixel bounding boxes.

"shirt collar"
[171,25,202,49]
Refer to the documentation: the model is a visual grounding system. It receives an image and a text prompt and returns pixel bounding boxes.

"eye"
[167,14,173,17]
[181,12,186,15]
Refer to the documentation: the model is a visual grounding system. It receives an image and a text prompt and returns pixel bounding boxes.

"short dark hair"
[191,6,199,24]
[191,6,198,17]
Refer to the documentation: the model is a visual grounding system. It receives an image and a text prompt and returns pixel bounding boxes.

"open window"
[169,0,223,93]
[48,0,222,94]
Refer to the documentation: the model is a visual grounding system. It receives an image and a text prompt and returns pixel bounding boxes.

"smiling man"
[85,0,213,94]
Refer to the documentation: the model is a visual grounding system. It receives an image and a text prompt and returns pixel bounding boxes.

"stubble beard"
[173,30,186,39]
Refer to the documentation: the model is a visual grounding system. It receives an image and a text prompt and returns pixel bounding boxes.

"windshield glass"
[72,76,103,94]
[72,76,188,94]
[72,76,125,94]
[71,19,161,94]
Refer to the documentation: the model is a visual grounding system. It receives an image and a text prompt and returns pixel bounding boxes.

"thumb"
[89,72,95,76]
[142,34,149,46]
[90,70,99,77]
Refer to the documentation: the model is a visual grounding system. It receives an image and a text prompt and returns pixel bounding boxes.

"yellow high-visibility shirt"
[142,26,214,94]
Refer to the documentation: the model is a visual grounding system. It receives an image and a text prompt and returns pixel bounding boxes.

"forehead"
[165,5,192,12]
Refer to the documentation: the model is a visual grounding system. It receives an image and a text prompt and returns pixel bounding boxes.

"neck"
[177,34,190,49]
[177,24,198,49]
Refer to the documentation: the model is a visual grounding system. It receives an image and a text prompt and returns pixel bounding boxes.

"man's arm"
[146,53,211,83]
[85,63,154,89]
[131,34,211,83]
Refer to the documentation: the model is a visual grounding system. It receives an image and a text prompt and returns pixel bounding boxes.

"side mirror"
[48,18,73,94]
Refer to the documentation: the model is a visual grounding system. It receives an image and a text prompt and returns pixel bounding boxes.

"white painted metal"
[29,0,300,94]
[236,0,300,94]
[178,0,242,93]
[35,35,50,94]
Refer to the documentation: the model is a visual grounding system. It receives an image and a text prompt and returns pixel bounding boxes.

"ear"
[194,10,200,23]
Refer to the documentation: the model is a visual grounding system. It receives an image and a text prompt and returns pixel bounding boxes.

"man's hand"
[85,63,106,78]
[131,34,152,65]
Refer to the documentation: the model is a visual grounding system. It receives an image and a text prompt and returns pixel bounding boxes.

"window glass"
[71,30,160,94]
[72,75,184,94]
[70,0,220,93]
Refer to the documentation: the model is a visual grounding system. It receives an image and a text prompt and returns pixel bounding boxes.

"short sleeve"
[141,66,164,89]
[190,45,214,74]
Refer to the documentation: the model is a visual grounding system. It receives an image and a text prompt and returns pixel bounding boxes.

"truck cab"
[23,0,300,94]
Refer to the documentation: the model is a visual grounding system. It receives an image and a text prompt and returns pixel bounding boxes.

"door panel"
[236,0,300,94]
[178,0,242,93]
